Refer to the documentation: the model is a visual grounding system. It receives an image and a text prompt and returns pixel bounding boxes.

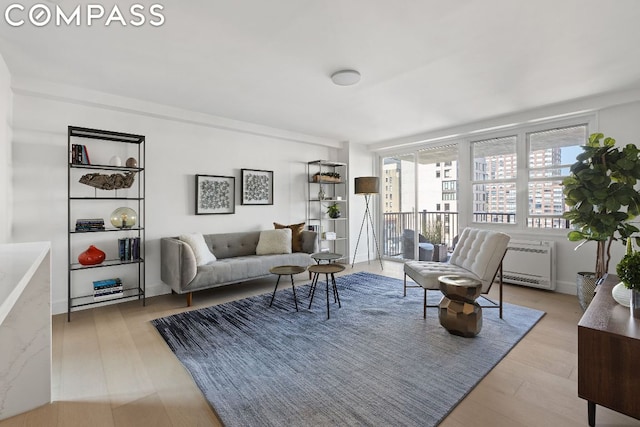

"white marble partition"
[0,242,51,420]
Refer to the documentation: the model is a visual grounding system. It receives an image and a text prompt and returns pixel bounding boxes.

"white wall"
[11,81,338,314]
[344,142,378,266]
[0,54,12,244]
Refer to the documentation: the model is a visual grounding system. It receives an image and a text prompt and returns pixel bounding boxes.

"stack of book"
[93,278,123,301]
[75,218,105,231]
[118,237,141,261]
[71,144,91,165]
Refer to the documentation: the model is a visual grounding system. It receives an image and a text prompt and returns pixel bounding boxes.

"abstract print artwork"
[195,175,235,214]
[241,169,273,205]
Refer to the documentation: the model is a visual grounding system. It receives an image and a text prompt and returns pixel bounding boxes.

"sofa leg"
[186,292,193,307]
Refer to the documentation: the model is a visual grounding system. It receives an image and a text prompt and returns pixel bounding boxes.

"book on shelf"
[75,218,105,231]
[93,289,124,301]
[93,278,122,289]
[94,285,123,295]
[71,144,91,165]
[118,237,141,261]
[93,277,124,301]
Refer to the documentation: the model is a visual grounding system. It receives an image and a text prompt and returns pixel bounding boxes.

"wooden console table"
[578,274,640,426]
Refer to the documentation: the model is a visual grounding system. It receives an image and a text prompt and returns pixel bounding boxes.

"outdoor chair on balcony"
[403,227,510,318]
[402,229,434,261]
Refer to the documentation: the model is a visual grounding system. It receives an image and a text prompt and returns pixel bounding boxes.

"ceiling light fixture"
[331,69,361,86]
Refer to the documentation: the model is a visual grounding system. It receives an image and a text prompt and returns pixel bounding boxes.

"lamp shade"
[354,177,379,194]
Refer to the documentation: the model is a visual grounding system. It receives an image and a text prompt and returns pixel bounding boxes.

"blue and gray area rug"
[152,272,544,427]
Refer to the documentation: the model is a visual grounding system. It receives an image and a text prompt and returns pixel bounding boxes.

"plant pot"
[612,282,632,307]
[631,289,640,319]
[576,272,597,311]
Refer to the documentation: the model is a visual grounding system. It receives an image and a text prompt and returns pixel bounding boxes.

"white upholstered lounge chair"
[403,227,510,318]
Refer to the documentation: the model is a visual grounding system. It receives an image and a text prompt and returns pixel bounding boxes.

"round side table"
[309,253,342,279]
[438,275,483,337]
[269,265,306,311]
[311,252,342,263]
[307,263,345,319]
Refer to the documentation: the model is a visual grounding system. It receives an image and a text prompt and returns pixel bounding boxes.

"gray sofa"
[161,230,318,306]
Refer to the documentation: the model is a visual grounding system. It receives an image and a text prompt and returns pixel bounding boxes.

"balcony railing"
[382,211,459,259]
[382,211,569,259]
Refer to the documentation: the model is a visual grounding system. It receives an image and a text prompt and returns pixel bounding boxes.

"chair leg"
[403,273,406,297]
[499,262,503,319]
[186,292,193,307]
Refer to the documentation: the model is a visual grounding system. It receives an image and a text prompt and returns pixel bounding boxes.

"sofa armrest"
[300,230,319,254]
[160,237,198,293]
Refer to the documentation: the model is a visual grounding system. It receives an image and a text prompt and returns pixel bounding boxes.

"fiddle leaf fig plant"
[562,133,640,279]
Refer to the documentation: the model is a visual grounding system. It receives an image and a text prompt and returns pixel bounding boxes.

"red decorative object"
[78,245,106,266]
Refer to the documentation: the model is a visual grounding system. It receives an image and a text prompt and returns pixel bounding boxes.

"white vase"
[612,282,632,307]
[109,155,122,166]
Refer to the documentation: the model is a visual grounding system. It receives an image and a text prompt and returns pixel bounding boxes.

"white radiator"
[501,240,555,290]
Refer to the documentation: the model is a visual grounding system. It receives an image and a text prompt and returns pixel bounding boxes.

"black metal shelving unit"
[67,126,145,321]
[307,160,349,262]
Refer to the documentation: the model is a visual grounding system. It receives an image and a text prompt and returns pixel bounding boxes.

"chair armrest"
[300,230,319,254]
[160,237,197,293]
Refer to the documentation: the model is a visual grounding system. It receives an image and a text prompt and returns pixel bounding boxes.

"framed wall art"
[195,174,235,214]
[241,169,273,205]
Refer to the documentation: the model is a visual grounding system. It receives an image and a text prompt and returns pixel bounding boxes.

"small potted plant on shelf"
[327,203,341,219]
[562,132,640,310]
[616,238,640,318]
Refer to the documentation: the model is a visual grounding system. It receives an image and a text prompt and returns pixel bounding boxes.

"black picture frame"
[241,169,274,205]
[195,174,235,214]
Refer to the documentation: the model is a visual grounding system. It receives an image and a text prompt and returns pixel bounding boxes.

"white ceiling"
[1,0,640,145]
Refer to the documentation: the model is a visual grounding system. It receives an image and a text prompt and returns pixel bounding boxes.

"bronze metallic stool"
[438,275,483,337]
[307,263,345,319]
[269,265,306,311]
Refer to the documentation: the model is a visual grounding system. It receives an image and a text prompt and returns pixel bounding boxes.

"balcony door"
[381,144,459,262]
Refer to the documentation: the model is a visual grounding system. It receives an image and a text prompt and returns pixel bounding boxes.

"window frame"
[466,115,596,231]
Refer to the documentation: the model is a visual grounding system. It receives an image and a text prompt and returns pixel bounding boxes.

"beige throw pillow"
[256,229,292,255]
[179,232,217,266]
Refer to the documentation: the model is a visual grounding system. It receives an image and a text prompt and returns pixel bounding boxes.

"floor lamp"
[351,176,383,269]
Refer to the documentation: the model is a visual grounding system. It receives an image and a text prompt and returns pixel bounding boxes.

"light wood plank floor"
[2,261,639,426]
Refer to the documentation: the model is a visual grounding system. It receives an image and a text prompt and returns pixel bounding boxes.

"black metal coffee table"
[269,265,306,311]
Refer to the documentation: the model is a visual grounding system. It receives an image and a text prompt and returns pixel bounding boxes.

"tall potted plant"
[562,133,640,309]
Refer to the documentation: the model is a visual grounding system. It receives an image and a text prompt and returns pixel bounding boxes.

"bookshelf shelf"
[67,126,145,321]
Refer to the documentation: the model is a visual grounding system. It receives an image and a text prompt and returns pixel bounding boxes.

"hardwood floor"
[2,260,639,426]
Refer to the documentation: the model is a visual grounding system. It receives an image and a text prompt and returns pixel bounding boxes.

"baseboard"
[555,279,576,296]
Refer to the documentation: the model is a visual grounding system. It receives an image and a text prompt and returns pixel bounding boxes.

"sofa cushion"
[179,232,216,265]
[256,229,292,255]
[274,222,305,252]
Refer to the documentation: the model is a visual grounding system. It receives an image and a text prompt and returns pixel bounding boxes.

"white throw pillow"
[256,229,292,255]
[179,232,217,266]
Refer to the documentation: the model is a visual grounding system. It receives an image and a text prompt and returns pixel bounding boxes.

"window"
[527,125,586,228]
[471,136,517,224]
[435,170,440,178]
